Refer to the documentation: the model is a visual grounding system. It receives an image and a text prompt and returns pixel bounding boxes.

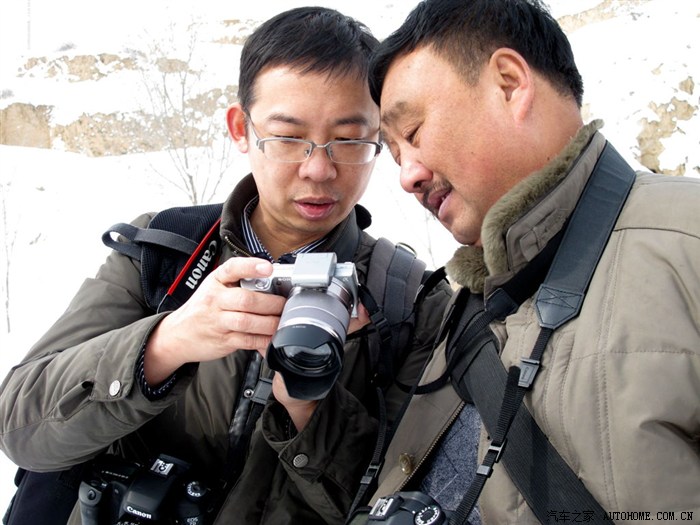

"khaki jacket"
[369,124,700,524]
[0,175,453,524]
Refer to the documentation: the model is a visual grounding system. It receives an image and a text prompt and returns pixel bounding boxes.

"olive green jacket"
[0,175,452,524]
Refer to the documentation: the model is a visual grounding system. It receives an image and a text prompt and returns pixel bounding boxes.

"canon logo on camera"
[125,505,153,520]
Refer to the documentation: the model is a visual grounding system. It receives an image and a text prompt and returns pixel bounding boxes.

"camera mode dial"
[415,504,443,525]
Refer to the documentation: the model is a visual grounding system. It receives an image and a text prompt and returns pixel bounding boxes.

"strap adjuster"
[360,461,384,486]
[476,464,493,478]
[487,440,506,463]
[476,440,506,478]
[251,377,273,405]
[370,311,389,329]
[518,358,540,388]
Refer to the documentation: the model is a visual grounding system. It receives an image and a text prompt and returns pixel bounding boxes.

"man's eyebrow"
[380,101,410,127]
[264,112,372,128]
[335,115,373,127]
[264,113,303,126]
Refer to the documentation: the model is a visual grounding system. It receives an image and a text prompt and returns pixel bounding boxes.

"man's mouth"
[425,188,451,219]
[295,198,337,219]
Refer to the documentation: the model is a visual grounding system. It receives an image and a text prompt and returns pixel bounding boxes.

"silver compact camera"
[241,252,359,400]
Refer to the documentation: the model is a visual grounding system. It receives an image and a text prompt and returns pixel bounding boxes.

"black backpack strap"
[372,239,427,352]
[102,223,199,261]
[101,203,224,311]
[364,238,428,386]
[347,245,443,517]
[450,142,636,524]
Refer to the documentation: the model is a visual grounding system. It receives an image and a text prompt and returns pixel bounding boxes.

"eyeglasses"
[246,116,382,165]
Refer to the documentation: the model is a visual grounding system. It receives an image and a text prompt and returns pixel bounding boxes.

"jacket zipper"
[223,234,254,257]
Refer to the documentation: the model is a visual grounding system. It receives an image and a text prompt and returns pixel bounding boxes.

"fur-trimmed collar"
[446,120,603,291]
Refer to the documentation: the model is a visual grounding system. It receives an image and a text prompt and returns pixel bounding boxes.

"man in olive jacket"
[0,8,451,525]
[356,0,700,523]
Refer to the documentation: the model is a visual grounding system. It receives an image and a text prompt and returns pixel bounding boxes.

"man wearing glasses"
[0,7,451,525]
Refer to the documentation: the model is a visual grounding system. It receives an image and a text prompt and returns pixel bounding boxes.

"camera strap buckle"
[476,439,507,479]
[251,377,273,405]
[360,460,384,486]
[518,358,541,389]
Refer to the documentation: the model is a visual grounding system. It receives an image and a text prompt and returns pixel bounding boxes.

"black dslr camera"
[78,454,212,524]
[366,491,446,524]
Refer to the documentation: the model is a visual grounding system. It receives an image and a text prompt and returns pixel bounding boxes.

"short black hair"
[238,7,379,112]
[370,0,583,106]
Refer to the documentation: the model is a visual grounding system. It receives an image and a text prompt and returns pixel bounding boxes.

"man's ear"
[488,48,534,123]
[226,103,249,153]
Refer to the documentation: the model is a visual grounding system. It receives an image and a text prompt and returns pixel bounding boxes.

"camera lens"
[267,323,343,396]
[282,343,333,370]
[260,258,358,401]
[273,329,340,376]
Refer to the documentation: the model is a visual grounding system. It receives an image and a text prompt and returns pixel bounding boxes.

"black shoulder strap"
[366,238,427,347]
[101,203,224,311]
[451,296,611,525]
[362,238,430,386]
[348,264,452,518]
[450,142,636,524]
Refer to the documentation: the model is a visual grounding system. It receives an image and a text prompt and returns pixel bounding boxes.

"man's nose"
[399,156,432,194]
[299,145,337,181]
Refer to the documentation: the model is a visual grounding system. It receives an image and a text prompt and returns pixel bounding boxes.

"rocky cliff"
[0,2,698,176]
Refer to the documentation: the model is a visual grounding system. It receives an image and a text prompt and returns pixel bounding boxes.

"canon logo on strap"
[185,240,218,290]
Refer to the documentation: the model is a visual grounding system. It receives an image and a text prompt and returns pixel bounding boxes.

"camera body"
[241,252,359,400]
[78,454,211,525]
[242,252,358,308]
[367,491,445,525]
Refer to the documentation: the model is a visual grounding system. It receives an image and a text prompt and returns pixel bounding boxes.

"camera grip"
[78,480,105,525]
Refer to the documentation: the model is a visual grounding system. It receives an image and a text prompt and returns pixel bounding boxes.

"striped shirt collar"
[242,196,327,262]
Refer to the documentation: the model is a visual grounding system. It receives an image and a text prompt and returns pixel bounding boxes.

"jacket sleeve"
[0,214,194,471]
[260,277,453,523]
[262,386,379,524]
[580,225,700,517]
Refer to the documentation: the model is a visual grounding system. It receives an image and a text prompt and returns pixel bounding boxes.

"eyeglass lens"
[262,139,378,164]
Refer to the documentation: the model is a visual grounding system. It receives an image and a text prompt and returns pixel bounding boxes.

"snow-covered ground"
[0,0,698,515]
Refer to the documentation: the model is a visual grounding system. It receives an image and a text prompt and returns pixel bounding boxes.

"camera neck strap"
[347,266,450,521]
[450,142,636,524]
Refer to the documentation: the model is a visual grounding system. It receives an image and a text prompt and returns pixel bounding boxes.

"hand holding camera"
[146,252,360,430]
[142,257,286,385]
